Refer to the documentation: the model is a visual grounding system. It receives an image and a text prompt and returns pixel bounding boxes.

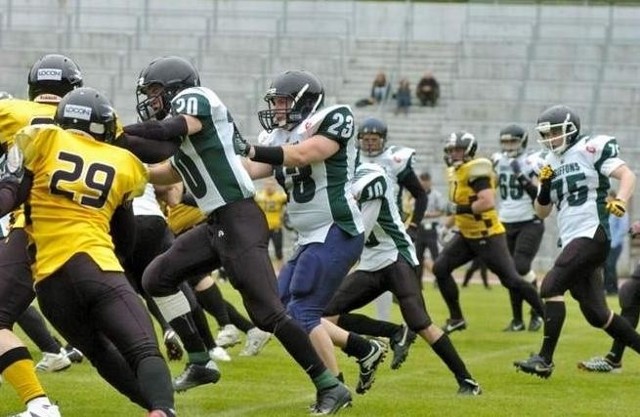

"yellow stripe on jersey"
[15,124,148,282]
[255,189,287,230]
[448,158,505,239]
[166,203,207,235]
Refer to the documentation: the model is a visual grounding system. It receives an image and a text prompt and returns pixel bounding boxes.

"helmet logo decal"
[63,104,92,121]
[37,68,63,81]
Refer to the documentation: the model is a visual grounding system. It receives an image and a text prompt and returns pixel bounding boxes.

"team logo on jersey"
[586,145,596,154]
[63,104,92,121]
[37,68,63,81]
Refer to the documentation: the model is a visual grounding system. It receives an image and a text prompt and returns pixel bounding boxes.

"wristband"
[251,145,285,165]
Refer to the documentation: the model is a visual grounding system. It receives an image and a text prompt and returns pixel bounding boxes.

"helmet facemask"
[500,136,524,158]
[536,119,578,155]
[136,83,176,121]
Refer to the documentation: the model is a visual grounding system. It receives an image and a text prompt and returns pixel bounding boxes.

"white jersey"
[493,150,543,223]
[258,105,363,245]
[169,87,255,215]
[132,183,165,218]
[542,135,625,247]
[359,145,416,210]
[351,163,418,271]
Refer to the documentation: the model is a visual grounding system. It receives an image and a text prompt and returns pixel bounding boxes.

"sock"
[16,307,61,354]
[539,301,566,363]
[312,369,340,391]
[195,285,231,327]
[430,334,471,382]
[226,301,254,333]
[168,313,208,362]
[0,347,46,404]
[436,274,463,320]
[136,356,175,413]
[604,314,640,356]
[337,313,400,338]
[342,332,373,359]
[192,306,216,351]
[608,305,640,363]
[508,289,523,323]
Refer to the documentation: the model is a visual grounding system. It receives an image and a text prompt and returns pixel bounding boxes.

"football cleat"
[239,327,271,357]
[503,320,525,332]
[215,324,242,348]
[35,352,71,373]
[311,383,352,415]
[528,315,544,332]
[356,339,387,394]
[173,360,221,392]
[514,354,554,379]
[8,403,61,417]
[577,356,622,373]
[443,318,467,334]
[62,345,84,363]
[163,329,184,361]
[209,346,231,362]
[389,324,417,370]
[457,378,482,395]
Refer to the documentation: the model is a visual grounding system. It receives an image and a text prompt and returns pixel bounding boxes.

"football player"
[242,70,388,404]
[0,53,83,417]
[433,131,544,334]
[357,117,428,320]
[493,125,545,332]
[514,105,640,379]
[254,177,288,272]
[0,87,175,417]
[323,162,482,395]
[124,57,351,414]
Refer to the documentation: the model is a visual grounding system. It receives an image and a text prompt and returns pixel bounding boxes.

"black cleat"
[311,383,352,415]
[356,339,387,394]
[443,318,467,334]
[457,378,482,395]
[389,325,417,370]
[503,320,525,332]
[163,329,184,362]
[173,360,221,392]
[63,345,84,363]
[528,315,544,332]
[514,354,554,379]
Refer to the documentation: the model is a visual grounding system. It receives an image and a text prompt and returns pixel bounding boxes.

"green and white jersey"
[259,104,363,245]
[351,163,418,271]
[543,135,625,247]
[169,87,255,215]
[493,150,544,223]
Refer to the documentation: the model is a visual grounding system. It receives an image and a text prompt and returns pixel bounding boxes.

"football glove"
[538,165,555,183]
[233,130,251,157]
[0,145,24,184]
[606,198,627,217]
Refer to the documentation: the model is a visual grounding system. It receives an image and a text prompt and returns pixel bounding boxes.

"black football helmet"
[358,117,388,157]
[499,124,527,158]
[136,56,200,121]
[258,70,324,132]
[444,131,477,167]
[535,104,580,155]
[28,54,83,102]
[55,87,117,143]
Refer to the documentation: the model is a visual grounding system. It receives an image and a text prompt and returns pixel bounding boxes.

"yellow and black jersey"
[166,203,207,235]
[15,124,148,282]
[447,158,505,239]
[255,189,287,231]
[0,99,126,230]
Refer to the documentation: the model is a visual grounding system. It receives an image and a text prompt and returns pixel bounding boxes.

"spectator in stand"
[416,72,440,107]
[604,190,629,296]
[394,78,412,116]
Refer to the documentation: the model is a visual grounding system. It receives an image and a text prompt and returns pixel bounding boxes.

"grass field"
[2,278,640,417]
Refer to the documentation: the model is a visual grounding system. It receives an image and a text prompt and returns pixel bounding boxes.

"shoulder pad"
[467,158,493,181]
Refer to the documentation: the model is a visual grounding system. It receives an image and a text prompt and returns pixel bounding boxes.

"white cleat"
[239,327,271,357]
[215,324,241,348]
[35,351,71,373]
[8,403,61,417]
[209,346,231,362]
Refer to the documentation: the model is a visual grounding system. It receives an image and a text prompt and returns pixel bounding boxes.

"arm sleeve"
[115,134,180,164]
[399,170,427,225]
[123,117,188,142]
[360,199,383,239]
[470,177,491,193]
[0,172,32,218]
[110,203,136,260]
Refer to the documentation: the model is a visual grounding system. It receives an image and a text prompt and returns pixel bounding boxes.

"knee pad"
[513,256,532,276]
[580,303,610,328]
[619,280,640,309]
